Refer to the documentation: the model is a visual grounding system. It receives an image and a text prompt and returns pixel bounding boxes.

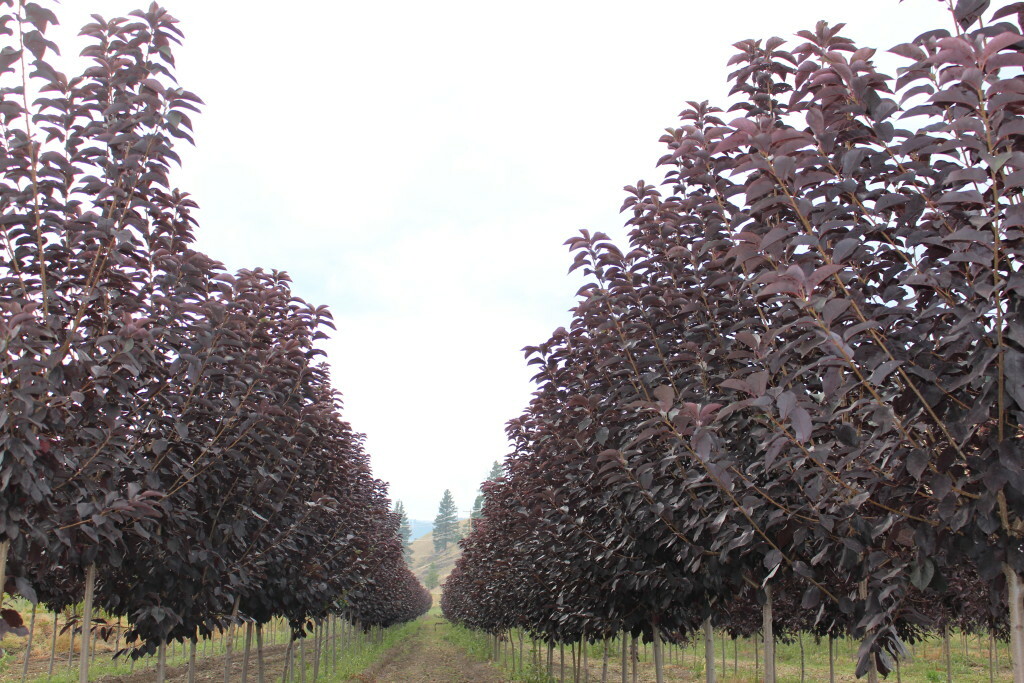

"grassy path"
[354,613,504,683]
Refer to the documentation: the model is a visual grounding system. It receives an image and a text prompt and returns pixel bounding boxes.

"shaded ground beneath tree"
[96,642,292,682]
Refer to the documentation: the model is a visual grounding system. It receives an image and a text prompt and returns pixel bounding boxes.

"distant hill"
[409,518,472,599]
[409,519,433,540]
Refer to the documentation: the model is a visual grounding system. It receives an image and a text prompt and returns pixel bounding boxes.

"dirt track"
[354,617,503,683]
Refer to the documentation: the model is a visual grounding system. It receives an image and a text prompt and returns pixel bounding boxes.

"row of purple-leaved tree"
[444,2,1024,681]
[0,2,430,681]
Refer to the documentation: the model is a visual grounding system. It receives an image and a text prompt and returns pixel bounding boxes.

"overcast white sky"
[58,0,953,520]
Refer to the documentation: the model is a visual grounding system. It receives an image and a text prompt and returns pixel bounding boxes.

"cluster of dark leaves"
[443,1,1023,677]
[0,0,429,654]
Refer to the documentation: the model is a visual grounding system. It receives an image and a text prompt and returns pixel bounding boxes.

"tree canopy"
[442,2,1024,680]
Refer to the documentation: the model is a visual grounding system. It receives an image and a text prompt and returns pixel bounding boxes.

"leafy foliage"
[443,2,1024,678]
[0,0,429,656]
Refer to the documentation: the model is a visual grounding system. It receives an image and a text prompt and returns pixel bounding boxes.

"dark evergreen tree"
[471,461,503,520]
[395,501,413,564]
[432,490,459,553]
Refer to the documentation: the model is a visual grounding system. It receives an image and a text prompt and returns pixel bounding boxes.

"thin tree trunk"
[945,623,953,683]
[829,635,835,683]
[257,624,266,683]
[300,636,307,683]
[188,638,197,683]
[754,630,759,682]
[78,565,96,683]
[20,601,36,683]
[601,638,609,683]
[799,631,805,683]
[733,636,737,676]
[224,596,241,683]
[48,611,58,678]
[621,635,627,683]
[721,630,726,676]
[631,635,638,683]
[0,540,8,616]
[547,641,554,679]
[992,631,997,683]
[763,583,775,683]
[703,618,715,683]
[652,626,665,683]
[560,641,565,683]
[896,653,902,683]
[318,621,326,681]
[242,622,253,682]
[156,641,167,683]
[583,637,589,683]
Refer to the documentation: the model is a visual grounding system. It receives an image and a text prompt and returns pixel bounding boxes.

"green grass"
[442,621,493,662]
[446,626,1016,682]
[312,619,421,682]
[0,610,421,683]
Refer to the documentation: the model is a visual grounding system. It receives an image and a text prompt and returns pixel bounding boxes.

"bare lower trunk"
[280,638,292,679]
[992,631,997,683]
[224,596,241,683]
[631,635,638,683]
[799,631,805,683]
[156,641,167,683]
[331,618,338,672]
[652,626,665,683]
[48,611,58,678]
[621,635,627,683]
[754,628,759,681]
[763,583,775,683]
[601,638,609,683]
[944,623,953,683]
[242,622,253,682]
[703,618,716,683]
[829,635,835,683]
[79,564,97,683]
[21,601,36,683]
[188,638,197,683]
[257,624,266,683]
[0,540,8,616]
